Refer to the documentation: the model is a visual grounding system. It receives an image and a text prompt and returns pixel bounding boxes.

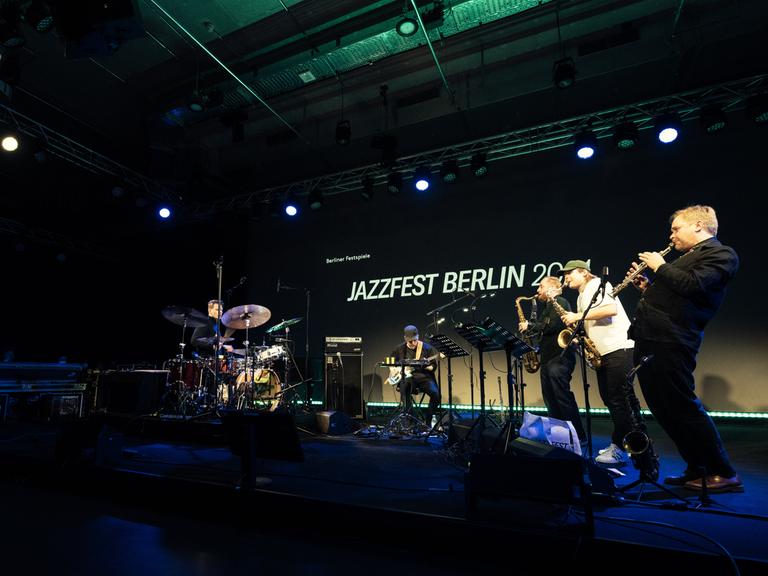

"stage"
[1,411,767,576]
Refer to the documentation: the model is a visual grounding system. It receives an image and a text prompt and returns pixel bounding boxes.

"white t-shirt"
[577,277,634,356]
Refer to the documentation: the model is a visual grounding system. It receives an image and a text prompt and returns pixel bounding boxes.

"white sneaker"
[598,445,612,455]
[595,443,628,466]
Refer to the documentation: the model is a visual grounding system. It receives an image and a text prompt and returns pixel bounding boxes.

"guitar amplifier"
[324,336,362,354]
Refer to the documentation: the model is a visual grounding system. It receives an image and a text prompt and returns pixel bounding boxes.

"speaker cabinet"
[98,370,166,415]
[315,410,355,435]
[324,353,363,418]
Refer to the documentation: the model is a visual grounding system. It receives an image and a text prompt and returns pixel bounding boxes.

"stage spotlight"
[308,188,324,210]
[655,113,681,144]
[574,130,596,159]
[0,7,25,48]
[21,1,54,33]
[746,94,768,125]
[413,166,431,191]
[700,105,727,134]
[284,202,298,217]
[396,16,418,37]
[553,57,576,89]
[158,207,171,219]
[1,134,19,151]
[187,91,204,113]
[441,159,459,183]
[361,177,374,201]
[335,120,351,145]
[613,122,639,150]
[470,153,487,177]
[387,172,402,195]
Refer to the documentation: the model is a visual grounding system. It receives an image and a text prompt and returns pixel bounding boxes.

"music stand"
[425,333,469,440]
[473,317,536,452]
[453,319,508,441]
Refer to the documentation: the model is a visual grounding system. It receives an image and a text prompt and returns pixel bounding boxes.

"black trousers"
[634,339,735,477]
[596,348,637,447]
[540,353,585,441]
[400,376,441,424]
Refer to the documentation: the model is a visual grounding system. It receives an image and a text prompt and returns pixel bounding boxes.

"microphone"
[599,266,610,297]
[276,277,281,293]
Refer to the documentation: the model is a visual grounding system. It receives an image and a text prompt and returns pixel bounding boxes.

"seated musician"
[191,299,235,354]
[389,325,441,427]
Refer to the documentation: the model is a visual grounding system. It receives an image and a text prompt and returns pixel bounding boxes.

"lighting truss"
[187,73,768,219]
[0,104,183,207]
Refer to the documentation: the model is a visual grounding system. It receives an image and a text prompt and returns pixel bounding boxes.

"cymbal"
[194,336,234,347]
[265,316,303,334]
[221,304,271,330]
[161,305,209,328]
[231,346,267,357]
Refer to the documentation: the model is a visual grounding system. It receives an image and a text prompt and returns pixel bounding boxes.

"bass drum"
[222,368,282,410]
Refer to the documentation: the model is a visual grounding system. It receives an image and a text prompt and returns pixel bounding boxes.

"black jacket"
[629,237,738,352]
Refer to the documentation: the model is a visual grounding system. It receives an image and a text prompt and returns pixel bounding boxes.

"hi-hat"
[265,316,303,334]
[194,336,235,347]
[161,305,209,328]
[221,304,271,330]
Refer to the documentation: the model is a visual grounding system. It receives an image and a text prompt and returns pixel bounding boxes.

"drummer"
[191,299,236,354]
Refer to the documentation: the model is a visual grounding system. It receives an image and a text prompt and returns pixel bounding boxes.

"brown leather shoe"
[663,471,701,485]
[683,475,744,493]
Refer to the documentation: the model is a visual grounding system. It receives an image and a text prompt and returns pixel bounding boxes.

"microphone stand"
[426,292,473,413]
[560,283,603,460]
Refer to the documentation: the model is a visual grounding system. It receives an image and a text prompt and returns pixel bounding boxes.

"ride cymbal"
[221,304,271,329]
[161,305,209,328]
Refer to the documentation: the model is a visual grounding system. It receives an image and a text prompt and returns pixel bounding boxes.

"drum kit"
[160,302,304,416]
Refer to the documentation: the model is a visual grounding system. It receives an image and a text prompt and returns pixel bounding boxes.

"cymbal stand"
[212,256,224,411]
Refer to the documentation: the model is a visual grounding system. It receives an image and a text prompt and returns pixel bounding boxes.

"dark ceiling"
[1,0,767,244]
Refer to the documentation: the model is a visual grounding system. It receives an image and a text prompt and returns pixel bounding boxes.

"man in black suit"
[628,205,741,492]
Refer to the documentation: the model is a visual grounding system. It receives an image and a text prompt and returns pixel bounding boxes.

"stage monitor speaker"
[221,410,304,488]
[315,410,355,435]
[465,444,594,534]
[324,353,363,418]
[98,370,166,416]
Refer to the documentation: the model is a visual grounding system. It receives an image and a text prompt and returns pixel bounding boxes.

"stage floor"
[1,413,767,575]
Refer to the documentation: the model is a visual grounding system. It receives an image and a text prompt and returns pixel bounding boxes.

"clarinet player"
[626,205,742,493]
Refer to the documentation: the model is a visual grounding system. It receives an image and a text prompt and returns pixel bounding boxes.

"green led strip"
[364,402,768,419]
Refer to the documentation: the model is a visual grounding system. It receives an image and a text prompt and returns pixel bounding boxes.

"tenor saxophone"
[515,295,541,373]
[547,293,603,370]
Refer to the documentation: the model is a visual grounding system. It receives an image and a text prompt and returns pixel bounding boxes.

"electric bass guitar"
[382,355,440,387]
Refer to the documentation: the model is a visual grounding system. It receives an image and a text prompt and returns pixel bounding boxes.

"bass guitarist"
[389,325,441,426]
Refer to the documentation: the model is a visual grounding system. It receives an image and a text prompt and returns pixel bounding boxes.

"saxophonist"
[560,260,637,467]
[519,276,585,443]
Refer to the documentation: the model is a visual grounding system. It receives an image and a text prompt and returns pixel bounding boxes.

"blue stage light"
[158,207,171,219]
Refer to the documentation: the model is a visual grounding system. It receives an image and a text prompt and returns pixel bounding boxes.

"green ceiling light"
[470,153,487,177]
[308,188,324,210]
[700,105,727,134]
[440,159,459,183]
[746,94,768,125]
[553,57,576,89]
[613,122,639,150]
[396,16,418,37]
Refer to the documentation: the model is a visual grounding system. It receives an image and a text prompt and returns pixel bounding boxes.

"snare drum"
[257,345,286,363]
